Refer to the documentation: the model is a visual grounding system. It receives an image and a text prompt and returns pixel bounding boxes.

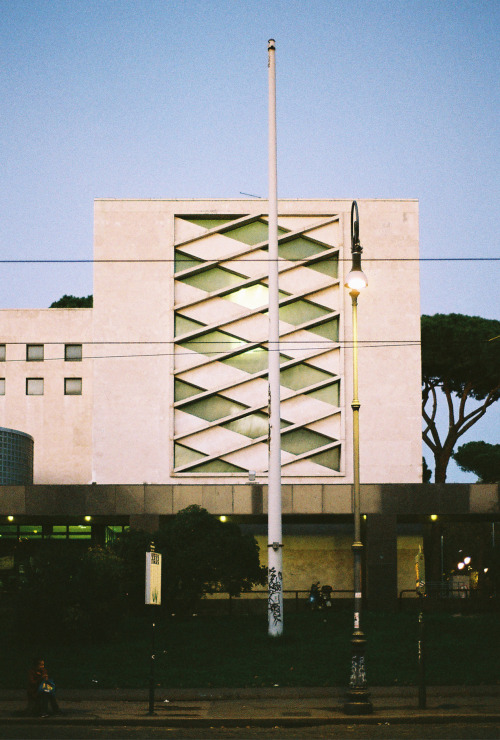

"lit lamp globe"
[345,267,368,293]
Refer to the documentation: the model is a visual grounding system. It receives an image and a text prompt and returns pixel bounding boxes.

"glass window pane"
[222,348,268,373]
[278,236,328,260]
[26,345,44,361]
[65,344,82,361]
[222,349,291,374]
[174,443,207,467]
[19,525,42,536]
[175,250,204,273]
[224,220,288,245]
[174,379,204,401]
[280,364,333,391]
[65,378,82,395]
[182,395,247,422]
[306,381,340,406]
[308,257,338,278]
[175,314,205,336]
[308,318,339,341]
[279,300,330,326]
[180,216,240,229]
[224,284,270,309]
[187,459,246,473]
[222,413,290,439]
[222,412,268,439]
[0,525,18,537]
[309,446,341,471]
[179,267,244,292]
[281,428,334,455]
[26,378,44,395]
[0,344,5,361]
[68,525,91,538]
[0,378,4,395]
[179,330,243,356]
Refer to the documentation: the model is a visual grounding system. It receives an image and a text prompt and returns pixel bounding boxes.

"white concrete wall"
[0,199,421,488]
[92,199,421,485]
[0,308,93,483]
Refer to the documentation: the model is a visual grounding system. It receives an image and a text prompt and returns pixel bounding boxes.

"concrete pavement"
[1,686,499,728]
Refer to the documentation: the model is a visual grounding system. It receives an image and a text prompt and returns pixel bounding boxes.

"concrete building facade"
[0,198,430,601]
[0,198,422,487]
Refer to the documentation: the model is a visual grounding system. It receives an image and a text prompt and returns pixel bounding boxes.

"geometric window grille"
[173,212,343,476]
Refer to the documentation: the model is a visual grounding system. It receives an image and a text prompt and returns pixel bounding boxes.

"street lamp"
[344,201,372,715]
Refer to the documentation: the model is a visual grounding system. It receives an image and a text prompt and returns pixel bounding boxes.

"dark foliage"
[114,506,266,614]
[452,440,500,483]
[421,314,500,482]
[15,541,126,643]
[49,294,93,308]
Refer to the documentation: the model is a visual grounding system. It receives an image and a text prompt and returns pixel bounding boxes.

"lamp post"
[344,201,372,714]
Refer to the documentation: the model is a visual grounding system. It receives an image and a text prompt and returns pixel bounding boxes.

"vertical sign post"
[145,543,162,715]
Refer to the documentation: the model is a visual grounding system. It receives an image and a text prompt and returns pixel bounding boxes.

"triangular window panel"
[308,256,338,278]
[178,330,244,356]
[281,428,334,455]
[308,317,339,342]
[278,300,330,326]
[224,219,289,246]
[277,236,329,261]
[178,266,245,293]
[308,446,341,471]
[305,381,340,406]
[175,314,206,337]
[179,216,244,230]
[181,394,248,423]
[174,379,205,402]
[175,250,204,273]
[222,349,292,374]
[187,459,247,473]
[225,284,289,310]
[280,363,334,391]
[174,443,207,467]
[222,413,290,439]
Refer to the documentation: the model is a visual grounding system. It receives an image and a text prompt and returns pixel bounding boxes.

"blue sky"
[1,0,498,480]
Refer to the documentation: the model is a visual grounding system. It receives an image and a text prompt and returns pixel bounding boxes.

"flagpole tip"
[268,39,276,50]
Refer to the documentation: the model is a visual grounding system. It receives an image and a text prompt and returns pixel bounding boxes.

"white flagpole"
[267,38,283,637]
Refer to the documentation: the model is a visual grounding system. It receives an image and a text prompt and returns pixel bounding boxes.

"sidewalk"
[1,686,499,727]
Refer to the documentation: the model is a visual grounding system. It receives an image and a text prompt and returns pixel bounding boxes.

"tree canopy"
[114,505,266,613]
[452,441,500,483]
[421,314,500,483]
[50,294,93,308]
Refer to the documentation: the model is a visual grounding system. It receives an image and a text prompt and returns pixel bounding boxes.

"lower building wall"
[251,532,422,597]
[398,535,424,597]
[254,533,353,593]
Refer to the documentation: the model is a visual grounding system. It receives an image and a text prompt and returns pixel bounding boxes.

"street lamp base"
[343,691,373,715]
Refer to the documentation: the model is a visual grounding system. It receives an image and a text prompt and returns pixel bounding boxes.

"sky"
[0,0,498,481]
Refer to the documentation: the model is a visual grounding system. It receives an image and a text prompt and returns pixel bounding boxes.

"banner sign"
[145,550,162,605]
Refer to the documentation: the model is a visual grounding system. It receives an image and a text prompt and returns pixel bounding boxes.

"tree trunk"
[434,444,455,484]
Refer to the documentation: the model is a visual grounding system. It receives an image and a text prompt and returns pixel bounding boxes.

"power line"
[0,257,498,264]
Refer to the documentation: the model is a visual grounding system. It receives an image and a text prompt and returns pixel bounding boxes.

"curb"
[2,714,500,728]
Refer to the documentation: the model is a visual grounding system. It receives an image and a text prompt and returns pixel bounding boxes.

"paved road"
[1,724,500,739]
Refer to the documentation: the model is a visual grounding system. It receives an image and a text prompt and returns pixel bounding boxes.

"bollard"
[148,617,156,715]
[418,598,426,709]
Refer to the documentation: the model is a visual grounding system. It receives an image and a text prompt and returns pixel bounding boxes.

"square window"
[65,378,82,395]
[26,344,44,361]
[65,344,82,361]
[26,378,44,395]
[0,344,5,362]
[0,378,4,395]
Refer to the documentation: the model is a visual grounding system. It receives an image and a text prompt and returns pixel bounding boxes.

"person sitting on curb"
[27,657,62,717]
